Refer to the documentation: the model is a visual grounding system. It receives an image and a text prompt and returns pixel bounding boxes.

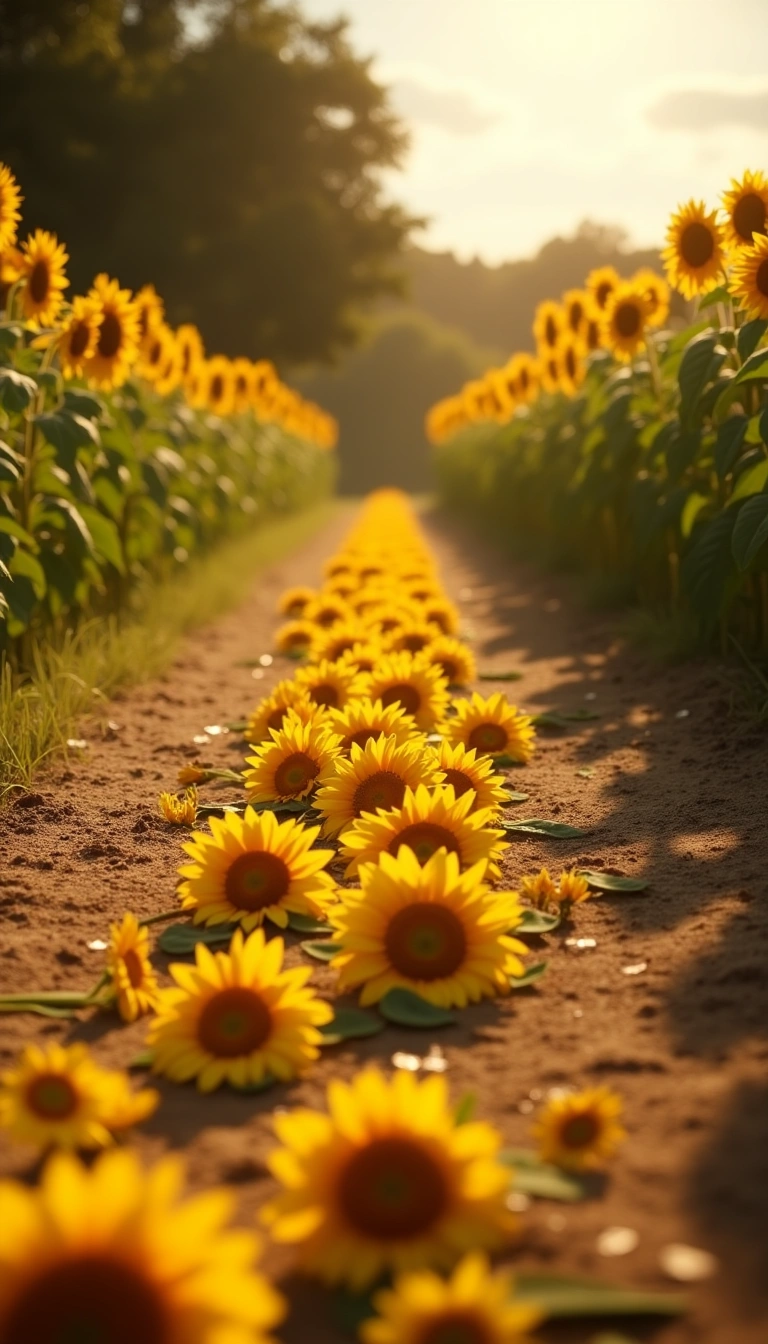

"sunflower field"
[428,171,768,651]
[0,163,336,660]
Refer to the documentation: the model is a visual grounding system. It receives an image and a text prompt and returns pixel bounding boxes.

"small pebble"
[391,1051,420,1072]
[66,738,88,750]
[585,691,597,701]
[597,1226,639,1257]
[675,709,690,719]
[518,1098,535,1114]
[506,1191,531,1213]
[87,939,108,951]
[203,725,228,736]
[192,734,209,745]
[622,962,648,976]
[259,653,274,667]
[565,937,597,950]
[421,1044,448,1073]
[547,1212,567,1232]
[251,669,265,680]
[659,1243,718,1282]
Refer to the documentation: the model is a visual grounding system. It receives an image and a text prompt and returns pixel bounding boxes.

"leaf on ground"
[320,1007,384,1044]
[501,1148,586,1201]
[534,710,601,730]
[504,818,588,838]
[516,909,560,934]
[502,790,529,803]
[454,1092,477,1125]
[286,911,333,934]
[301,939,341,962]
[509,961,548,989]
[197,802,247,818]
[580,871,649,893]
[513,1273,686,1319]
[493,753,527,768]
[379,988,456,1028]
[158,923,238,955]
[478,669,523,681]
[129,1050,154,1070]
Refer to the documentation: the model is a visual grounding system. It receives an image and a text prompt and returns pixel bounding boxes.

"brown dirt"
[1,503,767,1344]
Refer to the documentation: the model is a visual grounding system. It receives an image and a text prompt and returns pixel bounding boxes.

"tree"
[0,0,419,364]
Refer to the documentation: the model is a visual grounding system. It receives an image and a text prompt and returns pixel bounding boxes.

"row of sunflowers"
[0,491,648,1344]
[428,171,768,651]
[0,162,337,654]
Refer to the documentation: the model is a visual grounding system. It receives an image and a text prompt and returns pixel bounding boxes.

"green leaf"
[509,961,547,989]
[714,416,749,479]
[513,1273,686,1319]
[300,939,341,962]
[0,366,37,412]
[478,669,523,681]
[493,753,526,768]
[732,494,768,571]
[79,506,125,572]
[680,491,710,539]
[0,1001,77,1019]
[695,284,731,311]
[286,911,332,935]
[533,709,600,730]
[320,1007,384,1044]
[454,1092,477,1125]
[503,818,588,838]
[63,388,105,420]
[500,1149,586,1201]
[580,870,649,893]
[730,457,768,503]
[678,334,724,424]
[378,988,456,1028]
[516,908,561,933]
[502,790,529,803]
[10,546,47,599]
[35,409,100,455]
[737,319,768,361]
[0,516,37,548]
[733,349,768,384]
[157,923,239,955]
[129,1049,154,1070]
[0,323,23,357]
[681,510,737,621]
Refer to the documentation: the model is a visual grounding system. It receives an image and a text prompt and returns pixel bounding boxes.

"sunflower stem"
[0,991,97,1008]
[139,908,184,927]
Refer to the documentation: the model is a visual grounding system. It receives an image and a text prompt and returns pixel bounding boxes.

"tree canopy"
[0,0,418,364]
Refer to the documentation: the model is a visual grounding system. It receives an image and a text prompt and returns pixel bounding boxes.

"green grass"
[0,503,336,802]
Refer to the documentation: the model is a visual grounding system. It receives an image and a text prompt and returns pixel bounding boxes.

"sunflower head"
[631,267,670,328]
[277,585,316,619]
[158,785,198,824]
[365,650,450,731]
[732,232,768,320]
[275,618,317,656]
[325,696,421,755]
[519,867,558,911]
[532,1086,626,1170]
[338,783,508,879]
[246,680,319,745]
[505,352,540,404]
[532,299,565,354]
[107,912,158,1023]
[562,287,589,337]
[204,355,236,416]
[586,264,621,312]
[557,335,587,394]
[84,273,141,390]
[134,283,164,340]
[176,321,205,379]
[244,710,342,802]
[58,294,101,378]
[336,640,386,674]
[422,634,477,687]
[19,229,69,326]
[427,739,509,815]
[556,867,591,908]
[0,162,22,252]
[362,1253,543,1344]
[231,356,254,413]
[721,169,768,252]
[314,732,444,837]
[445,692,536,763]
[602,282,651,362]
[662,199,726,300]
[294,656,369,711]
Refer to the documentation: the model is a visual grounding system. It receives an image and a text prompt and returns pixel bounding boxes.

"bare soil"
[1,503,766,1344]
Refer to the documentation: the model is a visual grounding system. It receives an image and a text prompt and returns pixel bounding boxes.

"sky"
[299,0,768,264]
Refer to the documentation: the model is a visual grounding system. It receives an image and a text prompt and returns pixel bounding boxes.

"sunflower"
[721,169,768,252]
[506,352,540,404]
[602,283,651,363]
[0,1149,285,1344]
[107,912,159,1023]
[562,287,590,338]
[326,697,421,755]
[532,299,565,355]
[57,295,100,378]
[178,807,336,931]
[275,618,317,656]
[262,1065,515,1287]
[205,355,236,416]
[365,651,450,731]
[518,867,558,911]
[154,328,183,396]
[419,597,461,636]
[84,273,141,389]
[232,356,254,413]
[427,740,509,815]
[631,267,670,328]
[159,785,198,824]
[362,1253,543,1344]
[244,712,341,803]
[556,868,592,909]
[133,283,164,340]
[324,575,357,601]
[137,321,175,386]
[582,301,604,352]
[304,593,351,630]
[444,692,535,763]
[539,350,562,394]
[246,680,318,745]
[18,229,68,326]
[294,657,368,710]
[336,640,386,673]
[0,1043,157,1152]
[277,585,316,618]
[173,322,203,380]
[0,245,22,309]
[731,232,768,320]
[149,928,332,1091]
[389,619,443,656]
[586,264,621,312]
[557,335,587,394]
[532,1087,626,1170]
[0,163,22,252]
[662,199,726,299]
[314,733,442,837]
[338,784,508,878]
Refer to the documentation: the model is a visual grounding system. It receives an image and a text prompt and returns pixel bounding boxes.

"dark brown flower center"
[387,822,460,866]
[596,281,613,309]
[437,658,458,682]
[268,706,290,732]
[98,311,122,359]
[426,610,450,634]
[197,986,271,1057]
[568,300,584,331]
[2,1254,170,1344]
[353,770,406,816]
[69,320,90,358]
[399,631,430,653]
[224,851,290,911]
[149,339,162,366]
[680,220,715,268]
[28,259,50,304]
[210,374,224,402]
[467,722,508,753]
[615,302,642,338]
[123,948,145,989]
[337,1136,448,1239]
[326,637,356,659]
[315,607,339,628]
[346,728,379,750]
[733,192,766,242]
[308,682,338,709]
[560,1111,600,1148]
[274,750,319,796]
[381,683,421,716]
[544,315,558,347]
[756,258,768,299]
[26,1073,78,1120]
[385,901,467,979]
[420,1311,493,1344]
[442,768,473,799]
[565,347,577,377]
[586,319,600,350]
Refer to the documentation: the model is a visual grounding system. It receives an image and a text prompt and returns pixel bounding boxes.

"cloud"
[391,78,500,136]
[647,86,768,132]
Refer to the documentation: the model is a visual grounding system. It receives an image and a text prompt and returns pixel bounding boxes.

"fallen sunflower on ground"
[274,618,316,656]
[294,656,368,710]
[244,712,341,803]
[444,692,535,763]
[331,848,526,1007]
[325,696,421,755]
[262,1065,516,1287]
[532,1086,626,1170]
[423,634,477,687]
[178,807,336,931]
[338,784,507,878]
[0,1042,158,1152]
[518,867,558,911]
[107,912,158,1023]
[245,680,318,745]
[148,927,332,1092]
[361,1252,543,1344]
[158,784,198,824]
[365,651,450,731]
[314,732,442,836]
[0,1149,285,1344]
[428,739,510,815]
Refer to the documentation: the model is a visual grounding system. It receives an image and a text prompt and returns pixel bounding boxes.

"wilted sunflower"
[315,733,442,836]
[277,585,316,618]
[556,867,592,909]
[275,618,317,656]
[0,1042,157,1152]
[244,712,341,803]
[0,162,22,252]
[149,928,332,1091]
[444,692,536,763]
[632,267,670,328]
[84,273,141,389]
[532,299,565,354]
[176,321,205,379]
[557,335,587,395]
[158,785,198,824]
[262,1065,515,1287]
[362,1253,543,1344]
[58,295,101,378]
[326,697,420,755]
[428,739,510,815]
[602,283,651,362]
[18,229,69,326]
[246,680,318,745]
[662,200,725,299]
[532,1086,625,1170]
[338,784,507,877]
[205,354,236,416]
[365,650,450,730]
[294,656,368,710]
[0,1149,285,1344]
[586,264,621,312]
[178,807,336,931]
[519,867,558,911]
[562,287,590,337]
[107,912,158,1023]
[422,634,476,687]
[721,169,768,252]
[731,232,768,319]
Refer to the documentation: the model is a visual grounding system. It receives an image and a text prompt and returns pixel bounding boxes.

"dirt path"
[1,503,766,1343]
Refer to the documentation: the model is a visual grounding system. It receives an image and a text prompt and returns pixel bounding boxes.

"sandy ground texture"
[1,502,766,1344]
